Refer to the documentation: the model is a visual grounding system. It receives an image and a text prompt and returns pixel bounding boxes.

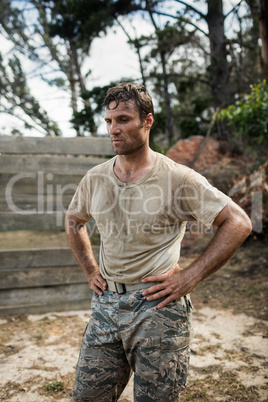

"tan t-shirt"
[68,153,230,284]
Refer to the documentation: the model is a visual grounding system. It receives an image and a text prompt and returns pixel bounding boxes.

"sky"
[0,13,155,137]
[0,1,244,138]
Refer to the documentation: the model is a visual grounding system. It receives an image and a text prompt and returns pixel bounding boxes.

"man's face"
[104,100,151,155]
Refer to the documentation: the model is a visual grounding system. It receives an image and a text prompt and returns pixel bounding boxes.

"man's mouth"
[112,138,122,144]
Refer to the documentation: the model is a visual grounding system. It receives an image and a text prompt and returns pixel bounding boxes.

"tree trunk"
[147,4,174,145]
[245,0,262,79]
[69,41,97,136]
[260,0,268,77]
[116,19,147,86]
[67,46,82,136]
[159,50,174,145]
[206,0,230,108]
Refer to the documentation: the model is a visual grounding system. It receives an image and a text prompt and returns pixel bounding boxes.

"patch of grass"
[43,379,64,393]
[35,334,43,341]
[181,366,261,401]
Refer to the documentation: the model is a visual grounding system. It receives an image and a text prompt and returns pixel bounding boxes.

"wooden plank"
[0,194,75,212]
[0,212,98,231]
[0,283,93,307]
[0,154,110,175]
[0,212,65,231]
[0,173,82,195]
[0,247,100,270]
[0,173,81,212]
[0,135,114,156]
[0,299,92,315]
[0,266,88,289]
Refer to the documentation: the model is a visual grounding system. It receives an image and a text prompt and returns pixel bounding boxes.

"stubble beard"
[112,139,146,156]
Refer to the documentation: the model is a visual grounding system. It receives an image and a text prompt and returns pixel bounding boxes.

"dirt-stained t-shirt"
[68,152,230,284]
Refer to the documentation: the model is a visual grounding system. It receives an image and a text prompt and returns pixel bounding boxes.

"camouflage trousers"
[73,288,192,402]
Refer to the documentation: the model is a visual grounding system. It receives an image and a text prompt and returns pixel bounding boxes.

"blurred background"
[0,0,267,147]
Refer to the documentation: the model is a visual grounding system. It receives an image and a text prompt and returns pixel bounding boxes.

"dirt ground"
[0,233,267,401]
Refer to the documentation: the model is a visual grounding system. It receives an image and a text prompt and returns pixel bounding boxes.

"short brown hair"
[103,82,154,122]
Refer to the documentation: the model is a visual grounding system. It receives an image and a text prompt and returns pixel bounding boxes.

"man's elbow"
[65,212,86,237]
[65,212,76,237]
[242,214,252,237]
[223,201,252,241]
[236,208,252,240]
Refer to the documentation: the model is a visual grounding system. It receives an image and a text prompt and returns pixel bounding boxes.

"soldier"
[66,82,252,401]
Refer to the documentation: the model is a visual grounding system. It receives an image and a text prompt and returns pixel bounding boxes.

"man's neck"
[114,148,156,183]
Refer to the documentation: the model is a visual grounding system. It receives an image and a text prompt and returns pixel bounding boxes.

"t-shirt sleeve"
[178,169,231,228]
[67,173,92,221]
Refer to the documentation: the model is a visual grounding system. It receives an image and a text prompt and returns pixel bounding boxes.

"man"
[66,82,252,401]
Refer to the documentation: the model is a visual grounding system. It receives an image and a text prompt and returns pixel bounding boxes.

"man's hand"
[65,213,107,296]
[141,264,196,309]
[141,201,252,310]
[88,269,107,296]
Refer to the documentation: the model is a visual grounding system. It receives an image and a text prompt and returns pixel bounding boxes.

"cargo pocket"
[134,335,161,400]
[156,334,191,400]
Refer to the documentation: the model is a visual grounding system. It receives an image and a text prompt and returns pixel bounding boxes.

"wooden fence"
[0,135,114,315]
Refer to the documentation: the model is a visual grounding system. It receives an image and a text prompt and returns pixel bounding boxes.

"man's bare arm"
[65,213,107,295]
[141,200,252,309]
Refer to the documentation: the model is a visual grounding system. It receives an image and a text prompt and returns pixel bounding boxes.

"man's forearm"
[185,208,252,286]
[65,214,99,283]
[141,201,252,309]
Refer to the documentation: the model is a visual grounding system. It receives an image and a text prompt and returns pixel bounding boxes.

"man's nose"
[108,122,121,135]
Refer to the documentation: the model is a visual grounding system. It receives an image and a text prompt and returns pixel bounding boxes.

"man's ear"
[145,113,154,129]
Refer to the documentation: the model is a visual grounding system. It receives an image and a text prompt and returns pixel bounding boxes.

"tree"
[115,17,148,86]
[260,0,268,76]
[1,0,264,143]
[147,19,204,145]
[0,0,138,136]
[147,13,176,145]
[219,80,268,153]
[136,0,264,143]
[0,52,61,136]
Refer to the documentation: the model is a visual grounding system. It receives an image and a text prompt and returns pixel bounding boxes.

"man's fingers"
[157,295,175,309]
[144,288,170,301]
[142,283,165,296]
[140,265,186,308]
[96,276,107,290]
[91,279,106,295]
[91,283,103,296]
[141,274,166,284]
[89,273,107,296]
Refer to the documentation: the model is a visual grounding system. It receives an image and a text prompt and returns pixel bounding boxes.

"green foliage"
[0,0,39,60]
[0,0,263,141]
[81,83,118,114]
[11,128,23,136]
[150,110,167,137]
[47,0,137,47]
[71,106,96,135]
[43,379,64,393]
[219,81,268,148]
[0,0,138,136]
[172,77,212,139]
[152,22,189,57]
[0,52,61,135]
[71,82,119,134]
[178,118,203,138]
[43,77,66,88]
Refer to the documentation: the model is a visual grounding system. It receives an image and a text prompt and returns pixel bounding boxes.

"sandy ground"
[0,305,267,402]
[0,235,267,401]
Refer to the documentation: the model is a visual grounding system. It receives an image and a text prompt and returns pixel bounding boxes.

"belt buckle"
[115,282,126,294]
